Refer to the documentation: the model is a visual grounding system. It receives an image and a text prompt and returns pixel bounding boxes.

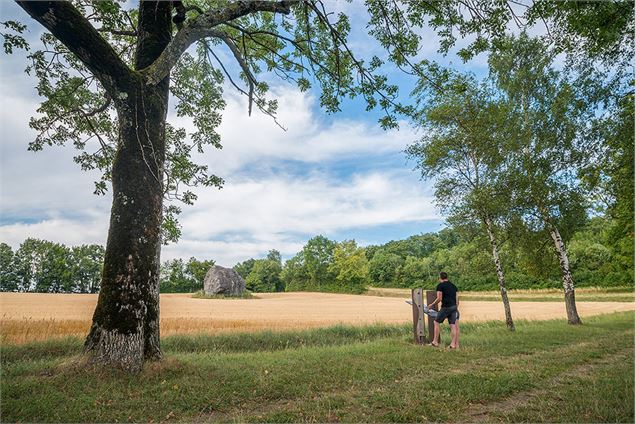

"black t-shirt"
[436,281,458,308]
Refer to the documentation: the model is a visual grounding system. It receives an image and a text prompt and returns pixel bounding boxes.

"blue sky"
[0,2,493,265]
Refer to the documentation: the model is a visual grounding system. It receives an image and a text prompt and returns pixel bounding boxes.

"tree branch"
[98,28,137,37]
[142,0,299,85]
[208,29,257,115]
[16,1,132,95]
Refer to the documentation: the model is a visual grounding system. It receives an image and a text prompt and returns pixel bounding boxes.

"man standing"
[427,272,460,349]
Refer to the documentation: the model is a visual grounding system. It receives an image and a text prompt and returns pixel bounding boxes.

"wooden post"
[426,290,439,344]
[411,288,425,344]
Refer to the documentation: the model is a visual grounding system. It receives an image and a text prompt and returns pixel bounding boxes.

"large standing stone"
[203,265,246,296]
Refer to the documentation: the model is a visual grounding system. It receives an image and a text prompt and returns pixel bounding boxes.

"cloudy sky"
[0,2,491,266]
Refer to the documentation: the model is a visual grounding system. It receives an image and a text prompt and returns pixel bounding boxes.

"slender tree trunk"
[483,216,515,331]
[549,225,582,325]
[84,1,172,371]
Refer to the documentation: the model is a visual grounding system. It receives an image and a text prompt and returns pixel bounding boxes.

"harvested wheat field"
[1,292,634,344]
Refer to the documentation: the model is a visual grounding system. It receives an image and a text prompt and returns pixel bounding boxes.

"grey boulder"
[203,265,246,296]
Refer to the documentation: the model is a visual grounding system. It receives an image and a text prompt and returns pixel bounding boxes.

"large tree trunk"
[84,1,172,371]
[549,225,582,325]
[483,216,515,331]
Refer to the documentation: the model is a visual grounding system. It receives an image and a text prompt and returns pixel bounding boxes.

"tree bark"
[549,225,582,325]
[83,1,172,371]
[483,216,515,331]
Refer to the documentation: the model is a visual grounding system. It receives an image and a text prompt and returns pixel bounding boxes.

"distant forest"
[2,215,630,294]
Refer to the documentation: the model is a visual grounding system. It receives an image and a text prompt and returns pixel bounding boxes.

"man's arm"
[456,292,459,308]
[428,291,442,309]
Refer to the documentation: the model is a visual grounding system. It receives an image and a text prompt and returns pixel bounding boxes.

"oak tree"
[6,0,401,371]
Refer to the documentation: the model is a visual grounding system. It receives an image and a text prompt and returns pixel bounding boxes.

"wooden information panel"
[411,288,425,344]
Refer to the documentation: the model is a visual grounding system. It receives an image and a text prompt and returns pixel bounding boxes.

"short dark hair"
[439,272,448,280]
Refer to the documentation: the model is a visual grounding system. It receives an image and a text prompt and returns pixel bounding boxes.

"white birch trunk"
[484,216,515,331]
[549,225,582,325]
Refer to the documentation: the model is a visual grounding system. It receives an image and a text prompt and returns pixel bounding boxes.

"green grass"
[2,313,634,423]
[191,290,256,299]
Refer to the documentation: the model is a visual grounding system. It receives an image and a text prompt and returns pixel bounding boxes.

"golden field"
[1,291,634,344]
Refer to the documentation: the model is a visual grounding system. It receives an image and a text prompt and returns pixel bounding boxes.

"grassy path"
[466,345,633,422]
[1,312,633,423]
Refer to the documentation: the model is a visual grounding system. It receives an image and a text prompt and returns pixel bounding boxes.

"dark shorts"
[435,306,459,324]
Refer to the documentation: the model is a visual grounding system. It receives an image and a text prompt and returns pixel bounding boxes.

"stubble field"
[2,290,634,344]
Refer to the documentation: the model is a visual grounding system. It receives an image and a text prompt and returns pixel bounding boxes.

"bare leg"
[450,322,460,348]
[432,321,440,346]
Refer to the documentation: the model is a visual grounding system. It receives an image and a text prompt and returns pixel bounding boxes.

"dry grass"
[366,286,635,301]
[0,317,334,344]
[1,291,634,344]
[0,318,89,344]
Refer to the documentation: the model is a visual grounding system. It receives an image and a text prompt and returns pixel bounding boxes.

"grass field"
[1,312,633,422]
[1,291,634,343]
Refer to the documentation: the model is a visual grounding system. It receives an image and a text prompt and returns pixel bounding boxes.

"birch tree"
[489,34,605,325]
[406,72,516,330]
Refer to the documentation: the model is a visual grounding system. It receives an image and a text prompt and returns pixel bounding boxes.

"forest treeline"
[234,216,632,293]
[0,239,211,294]
[1,214,631,294]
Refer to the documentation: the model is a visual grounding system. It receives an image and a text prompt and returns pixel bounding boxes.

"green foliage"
[370,0,634,67]
[368,251,403,287]
[70,244,104,293]
[0,243,19,292]
[191,290,254,300]
[398,256,435,288]
[365,214,631,291]
[282,237,373,294]
[233,258,256,280]
[567,217,633,288]
[1,238,104,293]
[327,240,369,294]
[487,34,596,237]
[245,250,284,293]
[406,64,516,292]
[283,235,337,292]
[0,20,28,54]
[159,257,214,293]
[581,95,634,280]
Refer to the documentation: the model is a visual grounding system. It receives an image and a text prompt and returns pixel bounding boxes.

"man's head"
[439,272,448,281]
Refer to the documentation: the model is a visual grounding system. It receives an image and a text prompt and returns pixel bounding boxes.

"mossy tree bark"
[83,1,172,370]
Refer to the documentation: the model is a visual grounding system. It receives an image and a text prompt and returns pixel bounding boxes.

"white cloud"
[172,86,417,176]
[182,170,436,239]
[0,217,108,247]
[157,169,438,264]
